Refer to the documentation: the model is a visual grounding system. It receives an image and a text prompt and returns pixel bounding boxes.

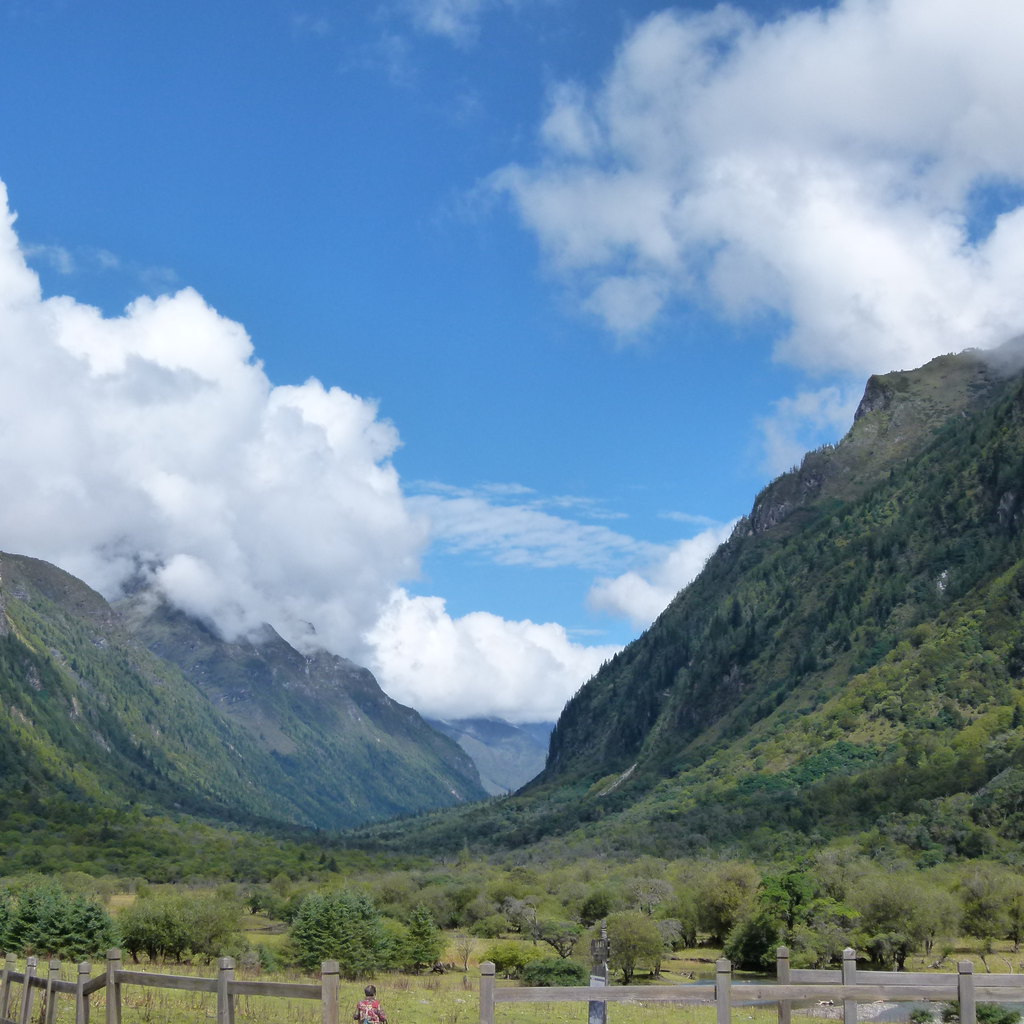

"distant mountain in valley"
[426,717,553,794]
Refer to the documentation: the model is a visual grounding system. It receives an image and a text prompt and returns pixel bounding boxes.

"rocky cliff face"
[742,349,1004,539]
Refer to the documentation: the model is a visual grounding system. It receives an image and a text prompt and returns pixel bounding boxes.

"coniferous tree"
[402,904,443,970]
[290,890,395,977]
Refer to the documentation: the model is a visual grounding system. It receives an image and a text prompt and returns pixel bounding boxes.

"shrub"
[471,913,507,938]
[119,889,241,963]
[942,1003,1021,1024]
[522,958,589,987]
[605,910,664,984]
[480,940,544,978]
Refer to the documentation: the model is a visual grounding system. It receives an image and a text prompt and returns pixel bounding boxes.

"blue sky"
[1,0,1023,722]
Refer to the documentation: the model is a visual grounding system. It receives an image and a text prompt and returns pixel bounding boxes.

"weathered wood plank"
[227,981,321,999]
[320,960,340,1024]
[740,984,959,1002]
[45,981,79,996]
[860,973,958,987]
[114,971,217,994]
[494,985,715,1003]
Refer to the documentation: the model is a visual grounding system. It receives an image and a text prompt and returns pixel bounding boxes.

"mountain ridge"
[0,553,485,840]
[350,344,1024,862]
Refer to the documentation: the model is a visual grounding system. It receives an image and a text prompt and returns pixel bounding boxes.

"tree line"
[5,850,1024,982]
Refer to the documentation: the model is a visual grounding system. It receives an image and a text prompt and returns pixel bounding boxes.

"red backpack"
[357,999,382,1024]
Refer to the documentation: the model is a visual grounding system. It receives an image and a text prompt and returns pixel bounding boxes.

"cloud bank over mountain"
[0,184,632,722]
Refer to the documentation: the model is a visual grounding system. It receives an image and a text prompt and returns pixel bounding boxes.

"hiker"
[354,985,388,1024]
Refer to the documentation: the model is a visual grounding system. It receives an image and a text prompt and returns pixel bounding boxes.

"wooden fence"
[479,946,1024,1024]
[0,949,340,1024]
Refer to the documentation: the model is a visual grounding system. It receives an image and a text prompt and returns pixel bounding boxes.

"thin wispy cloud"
[291,13,333,37]
[410,490,658,570]
[660,510,721,527]
[23,240,178,295]
[403,0,490,43]
[759,385,861,475]
[23,243,76,274]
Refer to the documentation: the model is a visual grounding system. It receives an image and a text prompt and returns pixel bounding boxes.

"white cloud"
[493,0,1024,371]
[0,181,634,726]
[588,522,735,629]
[23,243,76,274]
[0,182,425,656]
[410,489,658,570]
[404,0,490,43]
[366,589,619,721]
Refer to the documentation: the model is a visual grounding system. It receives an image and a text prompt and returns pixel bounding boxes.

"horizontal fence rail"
[479,946,1016,1024]
[1,950,339,1024]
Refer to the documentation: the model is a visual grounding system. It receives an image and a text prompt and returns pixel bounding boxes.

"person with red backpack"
[354,985,387,1024]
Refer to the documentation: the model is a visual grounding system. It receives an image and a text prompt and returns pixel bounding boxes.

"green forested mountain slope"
[117,591,485,823]
[0,552,294,824]
[0,552,484,860]
[352,346,1024,861]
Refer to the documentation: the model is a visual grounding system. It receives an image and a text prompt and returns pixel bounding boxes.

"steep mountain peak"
[503,344,1024,855]
[115,584,486,817]
[743,348,1005,539]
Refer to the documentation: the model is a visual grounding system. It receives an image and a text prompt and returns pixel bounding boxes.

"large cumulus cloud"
[493,0,1024,377]
[0,184,423,648]
[0,182,623,722]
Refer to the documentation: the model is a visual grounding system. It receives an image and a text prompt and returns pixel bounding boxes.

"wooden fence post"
[216,958,235,1024]
[104,950,121,1024]
[75,962,91,1024]
[1,953,17,1021]
[842,947,857,1024]
[44,959,61,1024]
[320,961,339,1024]
[776,946,791,1024]
[958,961,976,1024]
[479,961,495,1024]
[589,921,609,1024]
[716,958,732,1024]
[19,957,38,1024]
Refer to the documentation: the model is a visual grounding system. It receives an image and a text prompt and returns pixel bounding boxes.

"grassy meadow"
[0,954,782,1024]
[6,923,1021,1024]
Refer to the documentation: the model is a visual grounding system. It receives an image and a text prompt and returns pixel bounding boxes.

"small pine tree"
[403,904,443,970]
